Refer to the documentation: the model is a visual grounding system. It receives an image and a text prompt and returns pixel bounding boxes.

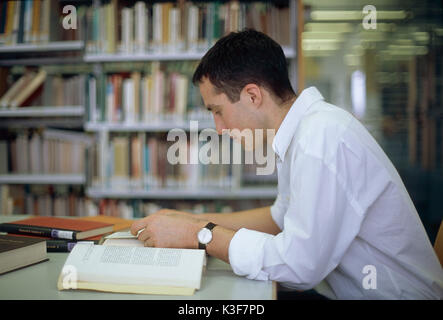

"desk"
[0,215,275,300]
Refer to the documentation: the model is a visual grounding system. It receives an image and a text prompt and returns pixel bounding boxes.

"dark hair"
[192,29,295,104]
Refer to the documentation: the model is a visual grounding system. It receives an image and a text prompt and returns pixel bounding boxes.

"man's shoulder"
[302,101,354,130]
[294,101,355,152]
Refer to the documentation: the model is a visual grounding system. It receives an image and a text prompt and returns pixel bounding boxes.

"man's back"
[289,96,443,299]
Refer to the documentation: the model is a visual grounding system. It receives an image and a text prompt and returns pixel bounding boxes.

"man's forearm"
[198,206,281,235]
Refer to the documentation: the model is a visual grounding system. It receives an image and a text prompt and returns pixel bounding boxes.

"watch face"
[198,228,213,245]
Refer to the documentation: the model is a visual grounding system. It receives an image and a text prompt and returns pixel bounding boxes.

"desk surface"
[0,215,275,300]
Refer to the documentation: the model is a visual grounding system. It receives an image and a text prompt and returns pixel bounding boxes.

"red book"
[0,217,113,240]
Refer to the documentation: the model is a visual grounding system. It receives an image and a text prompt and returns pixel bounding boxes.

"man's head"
[192,29,296,139]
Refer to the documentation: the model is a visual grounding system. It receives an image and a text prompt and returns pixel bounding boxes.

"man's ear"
[241,83,262,108]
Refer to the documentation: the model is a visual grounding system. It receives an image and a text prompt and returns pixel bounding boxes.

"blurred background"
[301,0,443,242]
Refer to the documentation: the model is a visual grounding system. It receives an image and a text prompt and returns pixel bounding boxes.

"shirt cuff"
[228,228,274,280]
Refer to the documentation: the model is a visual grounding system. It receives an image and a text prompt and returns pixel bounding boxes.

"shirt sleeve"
[270,194,287,230]
[229,148,368,290]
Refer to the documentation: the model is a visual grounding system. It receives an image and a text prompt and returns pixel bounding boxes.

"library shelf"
[0,41,85,53]
[0,106,84,118]
[86,186,278,200]
[0,174,86,185]
[83,47,296,62]
[84,119,215,132]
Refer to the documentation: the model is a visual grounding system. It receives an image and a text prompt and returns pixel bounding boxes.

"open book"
[57,243,206,295]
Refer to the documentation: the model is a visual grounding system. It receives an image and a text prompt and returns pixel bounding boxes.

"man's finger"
[138,228,150,242]
[130,217,149,235]
[144,238,155,247]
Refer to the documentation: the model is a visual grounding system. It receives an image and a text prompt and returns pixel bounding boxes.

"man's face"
[198,77,263,149]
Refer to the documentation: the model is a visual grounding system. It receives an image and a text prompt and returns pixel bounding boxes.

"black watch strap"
[198,222,217,250]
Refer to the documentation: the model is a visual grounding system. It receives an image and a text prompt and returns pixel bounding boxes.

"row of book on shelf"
[0,128,92,175]
[86,0,290,54]
[0,67,85,108]
[0,0,83,46]
[0,0,291,52]
[92,132,247,190]
[0,126,277,190]
[0,64,211,124]
[0,184,274,219]
[87,62,210,123]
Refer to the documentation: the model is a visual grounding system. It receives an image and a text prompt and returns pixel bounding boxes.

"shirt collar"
[272,86,324,161]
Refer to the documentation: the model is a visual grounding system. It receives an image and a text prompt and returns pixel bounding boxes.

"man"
[131,30,443,299]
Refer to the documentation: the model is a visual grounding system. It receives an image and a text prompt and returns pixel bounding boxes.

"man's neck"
[272,95,297,133]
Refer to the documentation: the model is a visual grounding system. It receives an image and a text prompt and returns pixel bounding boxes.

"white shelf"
[0,41,84,53]
[84,47,296,62]
[84,120,215,132]
[86,186,277,199]
[0,174,85,185]
[0,106,84,117]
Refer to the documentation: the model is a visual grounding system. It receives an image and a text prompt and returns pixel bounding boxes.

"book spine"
[46,239,78,252]
[0,223,77,240]
[16,0,25,44]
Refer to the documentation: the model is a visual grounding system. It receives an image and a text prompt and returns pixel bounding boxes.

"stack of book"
[0,215,134,252]
[0,234,48,275]
[85,0,290,55]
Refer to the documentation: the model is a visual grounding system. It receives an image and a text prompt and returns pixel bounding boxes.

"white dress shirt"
[228,86,443,299]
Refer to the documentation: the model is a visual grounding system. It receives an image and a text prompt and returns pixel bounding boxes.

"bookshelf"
[0,0,299,216]
[83,47,296,62]
[0,41,84,53]
[84,119,214,132]
[0,174,85,185]
[0,106,84,117]
[86,186,278,200]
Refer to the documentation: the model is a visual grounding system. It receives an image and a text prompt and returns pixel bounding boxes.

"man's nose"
[214,117,227,135]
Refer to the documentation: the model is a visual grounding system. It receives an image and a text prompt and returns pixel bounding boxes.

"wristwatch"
[197,222,217,250]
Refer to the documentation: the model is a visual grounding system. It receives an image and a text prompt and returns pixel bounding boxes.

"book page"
[103,238,144,247]
[104,230,138,239]
[60,244,205,289]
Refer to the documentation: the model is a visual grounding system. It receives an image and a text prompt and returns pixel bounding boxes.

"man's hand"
[130,210,208,249]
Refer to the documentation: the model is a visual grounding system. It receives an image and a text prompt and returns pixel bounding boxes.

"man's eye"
[215,111,221,116]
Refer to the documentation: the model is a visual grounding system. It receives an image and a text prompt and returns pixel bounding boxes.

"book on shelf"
[57,242,206,295]
[0,69,47,108]
[0,234,48,275]
[0,185,93,217]
[0,216,113,240]
[0,69,86,109]
[0,0,86,46]
[1,128,92,176]
[87,63,203,124]
[91,133,239,190]
[85,0,290,55]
